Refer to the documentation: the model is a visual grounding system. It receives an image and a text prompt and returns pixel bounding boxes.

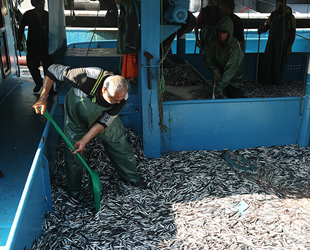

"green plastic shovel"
[41,109,101,212]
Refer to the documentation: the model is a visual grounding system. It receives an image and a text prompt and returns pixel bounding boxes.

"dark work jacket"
[117,0,140,54]
[197,6,220,49]
[47,64,128,128]
[227,13,245,51]
[200,6,221,27]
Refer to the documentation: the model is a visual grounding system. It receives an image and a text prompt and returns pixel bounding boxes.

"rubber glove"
[213,73,221,82]
[215,85,223,98]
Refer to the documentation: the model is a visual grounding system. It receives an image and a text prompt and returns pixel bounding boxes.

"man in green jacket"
[203,16,244,98]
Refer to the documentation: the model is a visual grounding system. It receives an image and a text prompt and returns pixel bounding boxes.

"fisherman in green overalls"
[257,0,296,85]
[32,64,146,199]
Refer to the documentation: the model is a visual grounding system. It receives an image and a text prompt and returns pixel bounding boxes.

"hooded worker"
[203,16,244,98]
[32,64,146,199]
[257,0,296,85]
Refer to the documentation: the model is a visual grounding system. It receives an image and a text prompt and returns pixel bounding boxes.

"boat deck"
[0,68,56,247]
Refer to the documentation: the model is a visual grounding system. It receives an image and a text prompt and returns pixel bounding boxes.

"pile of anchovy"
[244,79,305,98]
[163,63,204,87]
[28,127,310,250]
[162,62,305,99]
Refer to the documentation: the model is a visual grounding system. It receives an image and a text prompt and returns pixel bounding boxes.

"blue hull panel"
[162,97,303,153]
[0,77,56,250]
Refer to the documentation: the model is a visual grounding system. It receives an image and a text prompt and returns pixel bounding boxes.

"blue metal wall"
[161,97,303,153]
[137,2,310,158]
[1,103,62,250]
[64,28,310,158]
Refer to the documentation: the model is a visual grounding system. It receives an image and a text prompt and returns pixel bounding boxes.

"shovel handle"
[212,80,216,99]
[41,109,92,173]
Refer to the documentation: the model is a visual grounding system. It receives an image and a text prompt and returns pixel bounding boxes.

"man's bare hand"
[71,140,87,155]
[32,76,55,114]
[32,100,47,114]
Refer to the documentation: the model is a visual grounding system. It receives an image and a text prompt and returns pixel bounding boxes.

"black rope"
[158,0,167,152]
[80,3,100,67]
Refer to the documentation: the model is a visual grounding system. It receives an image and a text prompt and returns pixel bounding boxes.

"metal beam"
[139,0,161,158]
[297,57,310,147]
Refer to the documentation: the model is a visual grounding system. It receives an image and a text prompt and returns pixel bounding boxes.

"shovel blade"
[88,171,101,212]
[42,109,102,211]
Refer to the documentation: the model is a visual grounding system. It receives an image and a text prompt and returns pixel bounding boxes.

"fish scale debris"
[28,128,310,250]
